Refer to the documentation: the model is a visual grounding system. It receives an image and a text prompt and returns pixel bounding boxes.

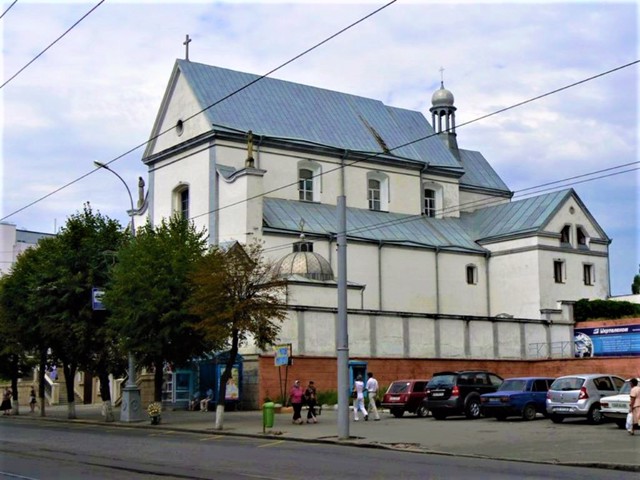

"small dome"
[431,82,455,107]
[273,246,334,282]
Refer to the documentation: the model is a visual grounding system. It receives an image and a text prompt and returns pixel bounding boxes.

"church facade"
[133,60,611,404]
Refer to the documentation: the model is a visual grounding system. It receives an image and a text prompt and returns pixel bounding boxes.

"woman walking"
[629,378,640,435]
[289,380,305,425]
[1,388,12,416]
[29,386,37,413]
[352,375,368,421]
[305,380,318,423]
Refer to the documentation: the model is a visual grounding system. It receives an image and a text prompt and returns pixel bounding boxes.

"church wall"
[218,174,251,243]
[348,314,371,357]
[285,283,362,310]
[345,242,381,310]
[496,322,522,358]
[421,173,460,219]
[437,252,489,316]
[469,321,495,358]
[374,316,405,357]
[302,311,337,356]
[407,317,437,357]
[437,319,466,357]
[524,323,550,358]
[379,246,435,312]
[458,190,509,214]
[489,249,542,319]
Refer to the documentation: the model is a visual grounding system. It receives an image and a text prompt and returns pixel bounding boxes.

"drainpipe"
[378,240,384,311]
[435,247,441,315]
[485,250,491,316]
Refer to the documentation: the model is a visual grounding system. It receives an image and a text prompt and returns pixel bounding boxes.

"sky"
[0,0,637,296]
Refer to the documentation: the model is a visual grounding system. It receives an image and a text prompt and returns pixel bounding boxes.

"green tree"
[104,216,209,401]
[632,264,640,294]
[188,241,287,430]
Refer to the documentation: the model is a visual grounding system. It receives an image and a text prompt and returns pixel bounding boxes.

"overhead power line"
[0,0,18,20]
[0,0,106,90]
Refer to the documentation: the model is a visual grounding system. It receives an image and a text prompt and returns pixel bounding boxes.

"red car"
[381,379,430,418]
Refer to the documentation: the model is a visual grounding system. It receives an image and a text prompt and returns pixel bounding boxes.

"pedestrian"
[1,388,12,416]
[304,380,318,423]
[189,391,201,411]
[200,388,213,412]
[29,386,37,413]
[629,378,640,436]
[50,365,58,381]
[352,375,368,421]
[365,372,380,421]
[289,380,305,424]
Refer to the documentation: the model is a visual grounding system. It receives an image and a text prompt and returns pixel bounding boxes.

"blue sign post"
[92,288,105,311]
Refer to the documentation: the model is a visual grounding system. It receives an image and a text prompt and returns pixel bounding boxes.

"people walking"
[629,378,640,435]
[352,375,368,421]
[1,388,12,415]
[305,380,318,423]
[29,386,37,412]
[365,372,380,421]
[289,380,305,424]
[200,388,213,412]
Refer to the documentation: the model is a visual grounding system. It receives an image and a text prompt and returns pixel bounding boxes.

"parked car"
[546,373,625,424]
[600,378,640,429]
[422,370,503,419]
[480,377,555,421]
[381,379,430,418]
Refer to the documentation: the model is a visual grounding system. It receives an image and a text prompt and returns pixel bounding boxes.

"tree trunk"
[62,362,77,419]
[10,355,19,415]
[213,329,239,431]
[154,361,164,402]
[38,348,46,417]
[98,371,114,422]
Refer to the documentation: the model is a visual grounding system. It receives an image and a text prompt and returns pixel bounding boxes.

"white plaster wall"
[348,315,371,357]
[275,312,301,354]
[496,323,521,358]
[345,242,380,310]
[0,224,16,276]
[380,247,435,313]
[422,174,460,218]
[303,311,336,356]
[375,316,405,357]
[218,175,250,244]
[489,250,542,319]
[469,321,494,358]
[437,252,489,316]
[408,318,437,357]
[459,190,509,213]
[285,284,362,310]
[438,319,466,357]
[549,324,573,358]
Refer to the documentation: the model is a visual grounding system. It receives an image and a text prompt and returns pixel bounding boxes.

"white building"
[134,59,611,365]
[0,223,55,276]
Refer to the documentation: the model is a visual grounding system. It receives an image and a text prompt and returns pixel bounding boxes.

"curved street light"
[94,160,143,422]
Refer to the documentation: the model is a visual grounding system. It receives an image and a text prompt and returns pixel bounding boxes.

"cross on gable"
[183,34,192,61]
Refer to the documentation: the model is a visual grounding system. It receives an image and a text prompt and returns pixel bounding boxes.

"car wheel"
[391,408,404,418]
[465,398,481,419]
[587,405,603,425]
[432,410,446,420]
[550,414,564,424]
[615,419,626,429]
[522,404,537,421]
[416,405,429,418]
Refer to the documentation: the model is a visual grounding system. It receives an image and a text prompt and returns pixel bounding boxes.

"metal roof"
[177,60,462,170]
[457,149,510,194]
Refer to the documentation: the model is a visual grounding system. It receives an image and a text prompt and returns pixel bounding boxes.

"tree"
[104,216,209,401]
[632,265,640,295]
[188,241,287,430]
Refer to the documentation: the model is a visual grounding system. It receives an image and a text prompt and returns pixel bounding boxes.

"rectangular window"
[466,265,477,285]
[299,169,313,202]
[560,225,571,244]
[424,189,436,217]
[554,260,565,283]
[583,264,595,285]
[180,189,189,220]
[368,179,381,211]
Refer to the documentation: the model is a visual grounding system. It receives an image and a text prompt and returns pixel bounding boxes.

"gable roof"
[263,189,609,251]
[175,60,463,172]
[457,149,511,194]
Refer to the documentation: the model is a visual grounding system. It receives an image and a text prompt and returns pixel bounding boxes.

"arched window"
[298,161,321,202]
[422,181,443,218]
[173,184,189,220]
[424,189,436,217]
[367,171,389,211]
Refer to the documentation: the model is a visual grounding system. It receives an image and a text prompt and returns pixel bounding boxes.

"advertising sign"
[574,324,640,357]
[274,344,292,367]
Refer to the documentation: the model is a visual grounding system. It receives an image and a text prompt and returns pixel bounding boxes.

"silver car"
[546,373,625,424]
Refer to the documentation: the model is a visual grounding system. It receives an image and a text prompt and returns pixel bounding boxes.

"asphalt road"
[0,420,637,480]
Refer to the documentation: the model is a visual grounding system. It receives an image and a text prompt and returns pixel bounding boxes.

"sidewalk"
[5,404,639,472]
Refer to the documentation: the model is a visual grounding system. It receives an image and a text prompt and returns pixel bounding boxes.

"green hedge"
[574,298,640,322]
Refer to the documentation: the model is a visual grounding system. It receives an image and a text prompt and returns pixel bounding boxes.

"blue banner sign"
[274,344,291,367]
[574,324,640,357]
[92,288,105,311]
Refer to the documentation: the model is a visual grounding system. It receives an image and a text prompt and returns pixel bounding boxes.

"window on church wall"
[368,179,381,211]
[560,225,571,245]
[466,264,478,285]
[577,226,589,249]
[424,189,436,217]
[173,185,190,220]
[299,168,313,202]
[583,263,595,286]
[553,260,565,283]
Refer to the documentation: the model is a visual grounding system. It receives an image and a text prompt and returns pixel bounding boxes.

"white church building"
[132,59,611,401]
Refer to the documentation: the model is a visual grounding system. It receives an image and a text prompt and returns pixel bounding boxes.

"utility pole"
[337,153,349,440]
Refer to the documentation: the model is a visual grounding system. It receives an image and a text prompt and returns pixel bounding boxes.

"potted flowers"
[147,402,162,425]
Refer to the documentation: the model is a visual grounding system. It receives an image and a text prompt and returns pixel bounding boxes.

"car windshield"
[428,375,455,388]
[550,377,584,391]
[388,382,411,394]
[619,381,633,395]
[498,379,527,392]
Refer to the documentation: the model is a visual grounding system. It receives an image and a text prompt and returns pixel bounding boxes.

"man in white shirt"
[366,372,380,421]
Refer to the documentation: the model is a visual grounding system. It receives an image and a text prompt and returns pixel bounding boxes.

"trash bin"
[263,401,275,429]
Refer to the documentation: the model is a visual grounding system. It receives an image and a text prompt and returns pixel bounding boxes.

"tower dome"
[273,238,334,281]
[431,81,455,107]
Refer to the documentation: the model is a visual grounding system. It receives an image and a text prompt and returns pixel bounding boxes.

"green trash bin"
[263,402,275,429]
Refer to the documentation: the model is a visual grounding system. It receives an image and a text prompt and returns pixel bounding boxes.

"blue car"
[480,377,555,421]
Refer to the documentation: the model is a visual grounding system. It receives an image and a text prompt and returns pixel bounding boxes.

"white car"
[600,378,639,429]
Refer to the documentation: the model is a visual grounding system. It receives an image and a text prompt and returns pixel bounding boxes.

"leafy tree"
[632,265,640,295]
[188,241,287,430]
[104,216,209,401]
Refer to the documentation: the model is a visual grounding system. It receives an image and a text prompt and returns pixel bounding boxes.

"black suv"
[422,370,503,419]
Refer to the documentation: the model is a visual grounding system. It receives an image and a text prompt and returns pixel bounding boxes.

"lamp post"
[94,161,143,422]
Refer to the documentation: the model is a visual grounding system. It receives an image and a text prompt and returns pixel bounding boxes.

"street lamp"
[94,160,143,422]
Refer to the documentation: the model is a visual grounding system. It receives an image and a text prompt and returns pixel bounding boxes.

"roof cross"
[183,34,192,61]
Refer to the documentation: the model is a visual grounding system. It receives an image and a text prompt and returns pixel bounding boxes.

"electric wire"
[0,0,18,20]
[0,0,106,90]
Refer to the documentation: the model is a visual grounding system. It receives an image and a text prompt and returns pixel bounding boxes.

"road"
[0,421,635,479]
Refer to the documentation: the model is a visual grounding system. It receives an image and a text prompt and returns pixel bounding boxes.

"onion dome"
[273,237,334,281]
[431,81,455,107]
